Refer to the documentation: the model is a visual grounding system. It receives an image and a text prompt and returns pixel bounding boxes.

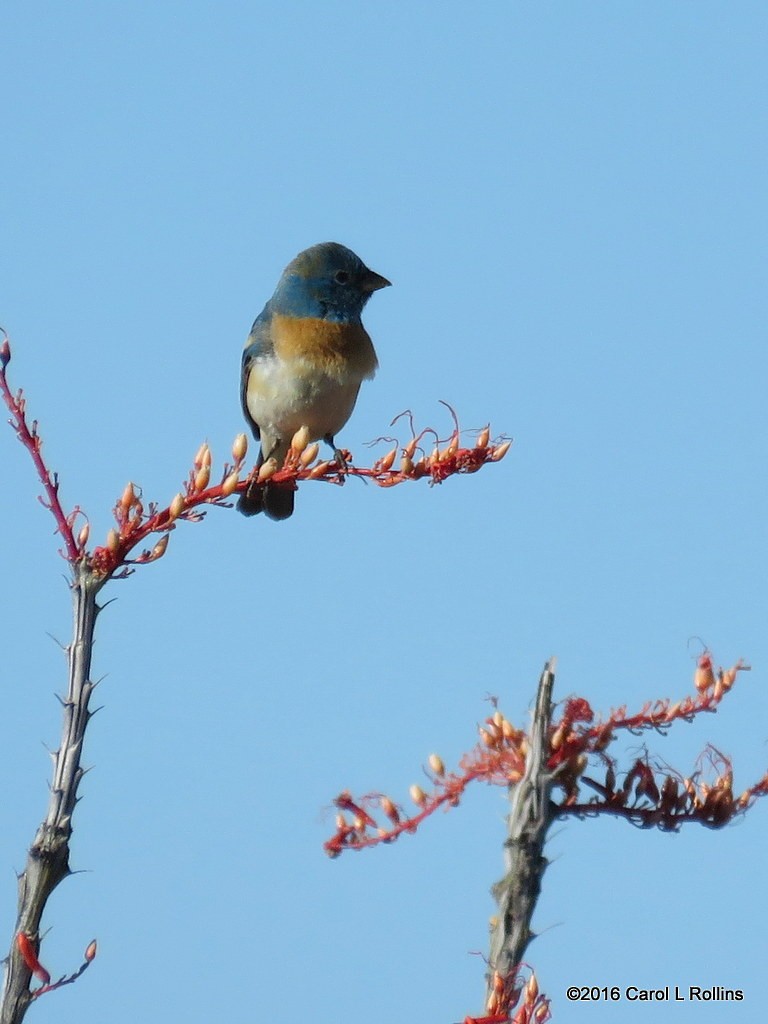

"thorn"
[45,632,67,651]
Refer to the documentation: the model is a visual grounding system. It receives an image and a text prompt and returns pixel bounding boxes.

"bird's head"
[272,242,391,322]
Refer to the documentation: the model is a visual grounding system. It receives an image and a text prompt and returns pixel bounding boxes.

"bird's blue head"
[270,242,391,322]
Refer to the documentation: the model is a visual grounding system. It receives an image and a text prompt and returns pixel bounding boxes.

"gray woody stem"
[1,565,105,1024]
[486,658,557,1002]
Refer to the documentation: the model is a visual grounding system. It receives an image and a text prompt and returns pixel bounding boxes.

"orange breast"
[272,315,378,382]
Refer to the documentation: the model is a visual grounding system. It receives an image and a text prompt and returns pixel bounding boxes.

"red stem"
[0,346,78,562]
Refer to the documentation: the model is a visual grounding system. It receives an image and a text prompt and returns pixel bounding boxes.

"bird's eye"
[334,270,350,285]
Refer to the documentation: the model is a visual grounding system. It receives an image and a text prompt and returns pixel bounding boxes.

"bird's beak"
[362,269,392,292]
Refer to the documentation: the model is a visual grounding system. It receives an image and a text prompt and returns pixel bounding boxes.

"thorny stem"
[486,659,558,1005]
[1,565,105,1024]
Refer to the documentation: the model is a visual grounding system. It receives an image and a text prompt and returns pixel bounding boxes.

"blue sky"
[1,3,767,1021]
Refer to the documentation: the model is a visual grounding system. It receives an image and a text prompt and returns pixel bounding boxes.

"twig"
[0,340,78,562]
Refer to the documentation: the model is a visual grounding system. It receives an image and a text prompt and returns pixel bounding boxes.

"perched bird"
[238,242,390,520]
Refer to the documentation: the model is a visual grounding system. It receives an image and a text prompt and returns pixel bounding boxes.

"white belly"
[246,356,363,455]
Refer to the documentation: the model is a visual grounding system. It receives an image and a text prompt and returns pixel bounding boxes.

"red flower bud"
[16,933,51,985]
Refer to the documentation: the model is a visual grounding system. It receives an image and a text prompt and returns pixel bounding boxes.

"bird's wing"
[240,307,276,441]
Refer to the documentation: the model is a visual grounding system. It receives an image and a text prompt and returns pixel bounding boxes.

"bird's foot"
[323,435,351,477]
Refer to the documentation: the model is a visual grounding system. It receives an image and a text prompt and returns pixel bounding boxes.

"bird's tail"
[263,482,295,520]
[237,481,295,520]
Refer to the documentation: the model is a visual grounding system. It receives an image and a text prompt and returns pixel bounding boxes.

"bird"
[237,242,390,520]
